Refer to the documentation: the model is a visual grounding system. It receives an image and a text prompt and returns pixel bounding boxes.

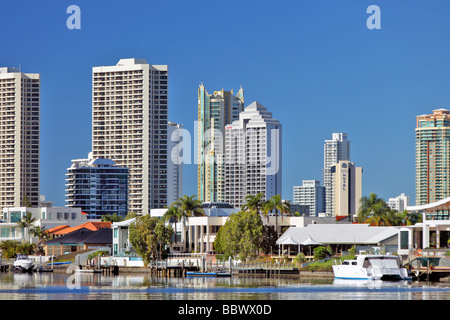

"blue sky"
[1,0,450,206]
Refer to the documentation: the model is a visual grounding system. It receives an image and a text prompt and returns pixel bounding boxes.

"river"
[1,271,450,301]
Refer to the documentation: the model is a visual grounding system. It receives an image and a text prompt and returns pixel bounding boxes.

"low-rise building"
[1,206,85,243]
[276,223,400,256]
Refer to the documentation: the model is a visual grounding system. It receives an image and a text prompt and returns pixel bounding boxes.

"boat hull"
[332,265,412,281]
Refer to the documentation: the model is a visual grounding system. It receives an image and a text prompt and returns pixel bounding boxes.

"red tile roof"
[49,221,112,235]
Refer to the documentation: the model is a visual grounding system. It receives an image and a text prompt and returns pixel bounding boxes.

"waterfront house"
[0,206,86,243]
[43,228,112,256]
[47,221,112,237]
[276,223,400,257]
[111,203,346,259]
[403,197,450,256]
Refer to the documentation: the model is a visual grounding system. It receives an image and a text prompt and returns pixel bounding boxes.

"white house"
[1,206,85,243]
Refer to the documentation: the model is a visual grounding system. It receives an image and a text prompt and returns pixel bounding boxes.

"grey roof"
[276,224,399,246]
[44,228,112,245]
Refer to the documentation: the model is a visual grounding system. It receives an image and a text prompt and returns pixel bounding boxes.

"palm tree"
[163,205,183,244]
[18,212,37,243]
[397,210,422,226]
[174,195,204,217]
[263,194,290,237]
[30,226,49,252]
[357,193,389,223]
[173,195,204,252]
[241,193,265,214]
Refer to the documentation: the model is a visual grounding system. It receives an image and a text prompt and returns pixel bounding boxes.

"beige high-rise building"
[331,160,362,221]
[92,59,169,215]
[323,133,350,215]
[0,67,40,208]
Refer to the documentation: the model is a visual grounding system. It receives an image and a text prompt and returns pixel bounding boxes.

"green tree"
[17,242,36,255]
[357,193,390,225]
[214,210,264,261]
[313,246,327,261]
[21,196,31,207]
[0,240,19,259]
[397,210,422,226]
[129,215,173,265]
[260,225,277,254]
[293,252,306,266]
[124,212,138,220]
[163,205,183,244]
[174,195,204,217]
[263,195,290,237]
[18,212,37,243]
[155,220,174,259]
[101,213,124,222]
[241,193,265,216]
[30,225,48,252]
[173,195,204,251]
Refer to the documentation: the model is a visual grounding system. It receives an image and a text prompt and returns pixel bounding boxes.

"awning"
[277,235,299,245]
[301,235,323,246]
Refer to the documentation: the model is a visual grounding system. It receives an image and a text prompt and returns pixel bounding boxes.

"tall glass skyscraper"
[197,84,244,203]
[416,109,450,206]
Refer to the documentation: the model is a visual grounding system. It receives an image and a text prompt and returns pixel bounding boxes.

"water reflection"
[1,272,450,300]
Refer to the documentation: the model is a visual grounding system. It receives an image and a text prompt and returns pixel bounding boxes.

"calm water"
[1,271,450,300]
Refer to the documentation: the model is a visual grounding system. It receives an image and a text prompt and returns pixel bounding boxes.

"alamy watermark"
[67,5,81,30]
[367,5,381,30]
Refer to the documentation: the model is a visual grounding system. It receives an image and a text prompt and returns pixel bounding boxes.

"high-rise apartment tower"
[224,101,281,208]
[197,84,244,203]
[0,67,40,208]
[92,58,168,214]
[415,109,450,205]
[292,180,325,216]
[65,153,129,219]
[323,133,350,214]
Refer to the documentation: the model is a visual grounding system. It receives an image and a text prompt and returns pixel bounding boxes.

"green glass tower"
[197,84,244,203]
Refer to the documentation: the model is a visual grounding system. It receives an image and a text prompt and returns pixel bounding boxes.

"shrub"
[313,246,328,261]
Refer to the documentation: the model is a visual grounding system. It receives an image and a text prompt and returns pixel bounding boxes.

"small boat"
[13,254,34,272]
[332,254,412,281]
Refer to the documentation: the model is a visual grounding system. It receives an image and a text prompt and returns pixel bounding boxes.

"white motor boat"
[13,254,34,272]
[332,254,412,281]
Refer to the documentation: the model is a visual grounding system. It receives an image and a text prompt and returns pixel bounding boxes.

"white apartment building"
[224,101,282,208]
[387,193,410,212]
[323,133,350,215]
[65,153,129,219]
[0,67,40,208]
[292,180,325,216]
[92,58,169,215]
[167,122,183,205]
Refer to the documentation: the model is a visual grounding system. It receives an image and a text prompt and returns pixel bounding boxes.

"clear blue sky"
[1,0,450,206]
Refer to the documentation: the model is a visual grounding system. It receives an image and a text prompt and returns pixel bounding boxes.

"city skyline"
[2,1,450,207]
